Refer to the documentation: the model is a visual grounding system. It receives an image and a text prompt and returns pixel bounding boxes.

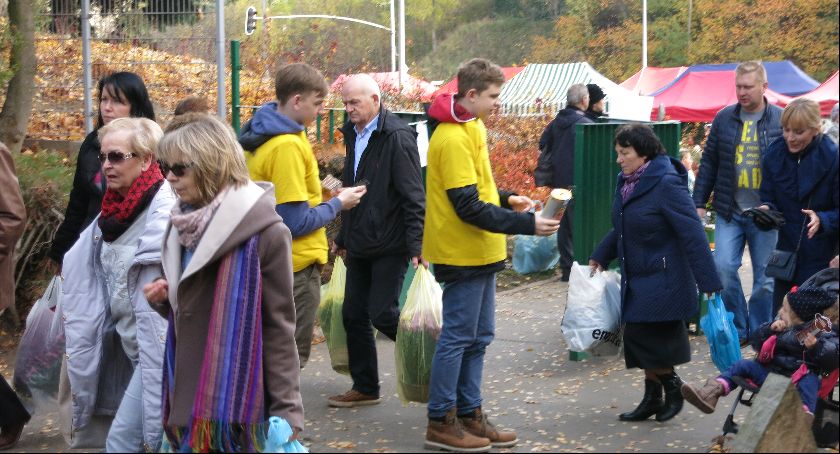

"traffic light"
[245,6,258,35]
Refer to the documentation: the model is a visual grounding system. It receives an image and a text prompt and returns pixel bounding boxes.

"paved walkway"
[8,257,765,452]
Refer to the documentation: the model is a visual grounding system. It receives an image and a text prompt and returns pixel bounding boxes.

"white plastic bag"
[14,276,65,409]
[561,262,623,357]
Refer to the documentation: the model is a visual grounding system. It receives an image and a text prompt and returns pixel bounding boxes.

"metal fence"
[30,0,222,141]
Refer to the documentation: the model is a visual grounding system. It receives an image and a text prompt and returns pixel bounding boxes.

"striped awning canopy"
[499,63,652,120]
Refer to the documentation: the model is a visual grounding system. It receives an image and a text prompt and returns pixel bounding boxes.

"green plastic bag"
[395,266,443,403]
[317,257,350,375]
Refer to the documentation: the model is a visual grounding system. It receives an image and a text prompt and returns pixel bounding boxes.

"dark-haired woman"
[589,123,721,423]
[48,71,156,269]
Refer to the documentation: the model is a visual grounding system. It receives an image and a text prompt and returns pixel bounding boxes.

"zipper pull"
[663,257,666,269]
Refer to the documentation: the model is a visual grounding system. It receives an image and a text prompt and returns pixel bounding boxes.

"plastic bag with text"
[561,262,623,358]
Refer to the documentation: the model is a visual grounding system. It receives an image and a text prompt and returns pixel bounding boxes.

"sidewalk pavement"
[11,258,762,453]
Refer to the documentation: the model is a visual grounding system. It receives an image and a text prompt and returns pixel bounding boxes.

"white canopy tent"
[499,63,654,121]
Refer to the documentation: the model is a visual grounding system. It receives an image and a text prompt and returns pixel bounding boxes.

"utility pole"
[399,0,406,89]
[642,0,648,68]
[390,0,396,72]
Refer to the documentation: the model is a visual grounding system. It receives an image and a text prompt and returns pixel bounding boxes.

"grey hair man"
[536,83,593,280]
[327,74,426,408]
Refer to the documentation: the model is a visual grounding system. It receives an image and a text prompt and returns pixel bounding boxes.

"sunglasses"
[160,161,194,177]
[99,151,136,164]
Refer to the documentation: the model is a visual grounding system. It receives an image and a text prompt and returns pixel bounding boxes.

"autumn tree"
[689,0,838,80]
[0,0,38,154]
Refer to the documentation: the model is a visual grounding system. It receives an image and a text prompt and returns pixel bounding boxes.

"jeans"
[720,359,820,413]
[427,272,496,418]
[714,213,777,339]
[343,254,408,396]
[105,367,144,452]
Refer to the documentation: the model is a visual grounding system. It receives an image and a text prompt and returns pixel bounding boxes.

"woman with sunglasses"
[48,71,156,271]
[143,113,303,452]
[61,117,175,452]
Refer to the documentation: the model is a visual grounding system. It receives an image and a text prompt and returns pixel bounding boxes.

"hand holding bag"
[561,262,623,358]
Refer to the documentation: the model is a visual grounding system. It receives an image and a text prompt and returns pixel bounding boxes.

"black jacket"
[48,130,105,263]
[692,99,783,220]
[538,107,593,189]
[335,108,425,258]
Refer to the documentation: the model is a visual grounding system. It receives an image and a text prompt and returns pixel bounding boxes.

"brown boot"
[458,408,518,448]
[425,408,491,453]
[681,378,725,414]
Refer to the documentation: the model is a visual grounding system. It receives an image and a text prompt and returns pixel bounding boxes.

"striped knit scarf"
[162,234,267,452]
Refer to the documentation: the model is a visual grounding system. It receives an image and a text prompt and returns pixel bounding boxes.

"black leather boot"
[656,371,684,422]
[619,379,663,421]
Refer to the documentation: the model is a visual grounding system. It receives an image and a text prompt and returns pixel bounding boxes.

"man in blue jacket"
[538,84,593,281]
[693,61,783,342]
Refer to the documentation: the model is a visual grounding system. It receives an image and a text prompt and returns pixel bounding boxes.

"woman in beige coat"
[144,113,303,452]
[0,142,29,450]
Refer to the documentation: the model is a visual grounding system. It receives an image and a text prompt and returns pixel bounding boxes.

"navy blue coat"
[693,100,783,220]
[538,107,593,188]
[760,134,839,284]
[591,155,722,323]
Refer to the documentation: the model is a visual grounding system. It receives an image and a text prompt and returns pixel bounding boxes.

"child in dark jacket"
[681,286,838,415]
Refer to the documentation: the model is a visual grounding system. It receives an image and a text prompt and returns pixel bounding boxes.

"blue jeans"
[714,213,777,339]
[427,273,496,418]
[105,367,144,452]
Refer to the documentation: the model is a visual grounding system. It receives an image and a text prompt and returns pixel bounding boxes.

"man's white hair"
[567,83,589,108]
[343,74,381,100]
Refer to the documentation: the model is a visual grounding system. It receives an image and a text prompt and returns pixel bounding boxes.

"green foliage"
[415,16,552,80]
[12,151,74,316]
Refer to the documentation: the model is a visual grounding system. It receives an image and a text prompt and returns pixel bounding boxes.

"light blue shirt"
[353,114,379,178]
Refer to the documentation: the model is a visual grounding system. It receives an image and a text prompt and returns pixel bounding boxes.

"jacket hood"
[553,107,588,129]
[650,154,687,181]
[427,93,476,123]
[238,102,305,151]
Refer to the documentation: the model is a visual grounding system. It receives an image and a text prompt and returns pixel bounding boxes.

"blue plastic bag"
[699,293,742,373]
[264,416,308,453]
[512,233,559,274]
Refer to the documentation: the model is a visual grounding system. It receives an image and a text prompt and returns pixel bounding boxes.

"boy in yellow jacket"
[422,58,560,452]
[240,63,366,367]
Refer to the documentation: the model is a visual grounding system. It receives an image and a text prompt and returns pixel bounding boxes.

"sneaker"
[458,408,518,448]
[327,389,381,408]
[425,409,491,453]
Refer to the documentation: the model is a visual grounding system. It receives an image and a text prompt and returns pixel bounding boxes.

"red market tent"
[650,71,791,122]
[620,66,688,96]
[785,71,839,117]
[431,66,525,99]
[330,71,438,102]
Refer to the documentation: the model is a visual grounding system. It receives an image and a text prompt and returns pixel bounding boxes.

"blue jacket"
[538,107,593,188]
[693,100,783,220]
[591,155,722,323]
[760,134,839,284]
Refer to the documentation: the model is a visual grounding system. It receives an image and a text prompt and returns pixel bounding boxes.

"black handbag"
[764,198,810,282]
[765,249,797,281]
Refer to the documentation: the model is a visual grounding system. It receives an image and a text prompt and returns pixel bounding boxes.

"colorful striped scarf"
[162,234,268,452]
